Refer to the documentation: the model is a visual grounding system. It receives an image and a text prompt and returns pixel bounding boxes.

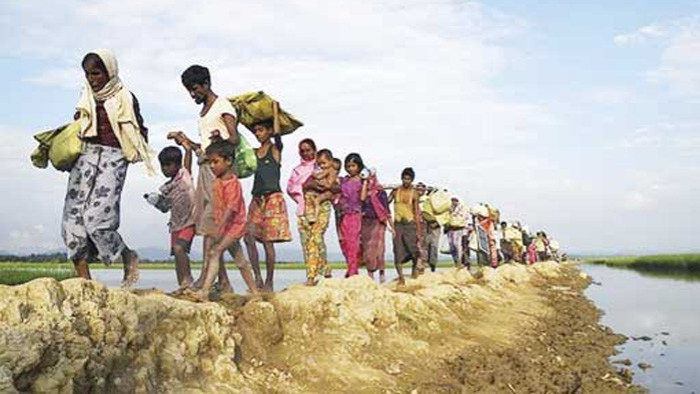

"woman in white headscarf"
[62,50,153,287]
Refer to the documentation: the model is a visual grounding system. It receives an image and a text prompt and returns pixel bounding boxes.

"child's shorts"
[171,225,196,255]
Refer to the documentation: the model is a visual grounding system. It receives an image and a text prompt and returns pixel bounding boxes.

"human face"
[401,175,413,188]
[186,82,209,105]
[253,124,273,143]
[160,162,180,178]
[83,59,109,92]
[299,142,316,161]
[317,155,331,170]
[345,161,360,176]
[208,153,232,178]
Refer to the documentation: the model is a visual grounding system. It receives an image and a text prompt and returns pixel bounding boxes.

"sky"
[1,0,699,257]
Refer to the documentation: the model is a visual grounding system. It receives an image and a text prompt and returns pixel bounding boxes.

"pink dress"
[339,177,363,276]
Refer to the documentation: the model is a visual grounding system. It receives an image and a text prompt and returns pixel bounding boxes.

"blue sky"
[1,0,699,256]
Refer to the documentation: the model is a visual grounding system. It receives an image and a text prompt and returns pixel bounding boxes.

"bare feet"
[305,278,317,286]
[397,277,406,286]
[262,282,274,293]
[217,281,234,295]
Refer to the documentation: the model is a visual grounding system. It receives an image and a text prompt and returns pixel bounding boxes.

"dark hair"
[81,53,108,74]
[332,158,342,169]
[158,146,183,166]
[317,148,333,160]
[344,153,364,170]
[401,167,415,180]
[252,119,274,130]
[181,65,210,88]
[299,138,316,152]
[500,221,507,227]
[205,140,236,161]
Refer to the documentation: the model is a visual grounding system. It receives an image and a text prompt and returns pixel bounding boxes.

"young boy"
[303,149,340,223]
[389,167,424,285]
[146,146,196,290]
[195,140,258,301]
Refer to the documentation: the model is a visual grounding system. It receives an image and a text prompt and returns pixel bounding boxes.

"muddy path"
[0,263,644,393]
[442,266,645,393]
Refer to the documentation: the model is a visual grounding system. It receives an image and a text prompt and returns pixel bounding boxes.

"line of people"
[56,50,563,301]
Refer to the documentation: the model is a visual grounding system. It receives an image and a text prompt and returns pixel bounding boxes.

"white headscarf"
[75,49,155,174]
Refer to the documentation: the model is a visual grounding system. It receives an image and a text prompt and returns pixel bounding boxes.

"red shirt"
[213,176,246,239]
[85,94,148,148]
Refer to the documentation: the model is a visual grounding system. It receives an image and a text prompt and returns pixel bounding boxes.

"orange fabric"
[212,176,247,239]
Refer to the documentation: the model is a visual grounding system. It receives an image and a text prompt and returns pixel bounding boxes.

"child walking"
[389,167,423,285]
[145,146,196,290]
[244,101,292,292]
[194,141,258,301]
[338,153,367,277]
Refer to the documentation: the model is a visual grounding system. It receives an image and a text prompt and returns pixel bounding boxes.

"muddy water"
[583,264,700,393]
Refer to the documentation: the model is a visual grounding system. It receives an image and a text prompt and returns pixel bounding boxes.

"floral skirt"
[246,192,292,242]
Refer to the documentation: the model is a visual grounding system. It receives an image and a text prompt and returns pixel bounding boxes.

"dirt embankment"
[0,263,642,393]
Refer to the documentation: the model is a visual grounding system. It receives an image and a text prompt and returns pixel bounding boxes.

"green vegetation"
[0,266,76,286]
[585,254,700,281]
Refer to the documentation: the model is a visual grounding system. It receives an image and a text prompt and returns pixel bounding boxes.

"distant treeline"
[0,252,68,263]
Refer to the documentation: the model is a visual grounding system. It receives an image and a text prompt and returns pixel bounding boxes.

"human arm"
[221,113,240,146]
[167,131,204,157]
[388,189,396,204]
[360,179,369,202]
[184,144,193,174]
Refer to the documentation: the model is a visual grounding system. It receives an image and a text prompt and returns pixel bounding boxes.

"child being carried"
[302,149,340,223]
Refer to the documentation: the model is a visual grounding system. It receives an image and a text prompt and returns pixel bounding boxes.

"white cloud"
[616,16,700,96]
[614,23,668,47]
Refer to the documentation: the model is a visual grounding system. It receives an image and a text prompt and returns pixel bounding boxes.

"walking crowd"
[34,51,564,301]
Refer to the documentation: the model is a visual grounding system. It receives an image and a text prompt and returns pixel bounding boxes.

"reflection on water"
[583,264,700,393]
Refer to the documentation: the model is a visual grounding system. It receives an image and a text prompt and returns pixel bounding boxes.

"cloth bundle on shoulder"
[429,189,451,215]
[31,122,82,172]
[228,91,303,135]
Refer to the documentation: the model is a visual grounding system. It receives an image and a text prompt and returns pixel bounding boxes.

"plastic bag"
[234,133,257,178]
[228,91,303,135]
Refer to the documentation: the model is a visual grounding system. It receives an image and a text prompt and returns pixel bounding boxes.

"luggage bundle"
[31,122,82,172]
[228,91,303,135]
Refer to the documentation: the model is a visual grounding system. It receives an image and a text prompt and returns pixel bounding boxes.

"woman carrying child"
[337,153,367,277]
[360,170,392,283]
[299,149,338,285]
[287,140,334,285]
[244,101,292,292]
[62,50,152,287]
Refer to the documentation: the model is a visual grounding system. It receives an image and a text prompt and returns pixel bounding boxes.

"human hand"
[210,130,223,143]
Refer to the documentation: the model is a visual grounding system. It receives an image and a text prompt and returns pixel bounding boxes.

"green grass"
[0,267,76,286]
[585,253,700,281]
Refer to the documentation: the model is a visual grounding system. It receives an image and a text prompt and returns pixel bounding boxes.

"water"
[89,265,439,293]
[582,264,700,393]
